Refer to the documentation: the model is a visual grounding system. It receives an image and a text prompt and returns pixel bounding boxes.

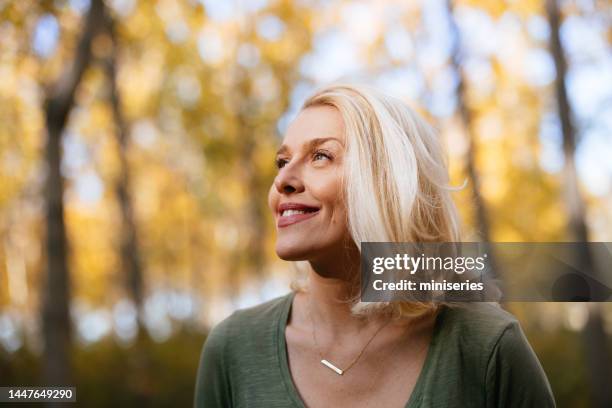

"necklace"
[307,298,392,376]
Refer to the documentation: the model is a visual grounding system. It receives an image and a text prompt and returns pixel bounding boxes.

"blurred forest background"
[0,0,611,406]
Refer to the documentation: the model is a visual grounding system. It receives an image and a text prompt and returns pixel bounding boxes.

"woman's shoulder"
[225,291,293,327]
[195,292,295,406]
[433,302,529,368]
[432,303,555,406]
[439,302,521,346]
[205,292,293,346]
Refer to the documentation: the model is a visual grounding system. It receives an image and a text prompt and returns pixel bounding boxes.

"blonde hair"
[290,83,463,318]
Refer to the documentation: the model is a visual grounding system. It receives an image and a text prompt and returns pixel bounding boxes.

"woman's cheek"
[267,186,278,214]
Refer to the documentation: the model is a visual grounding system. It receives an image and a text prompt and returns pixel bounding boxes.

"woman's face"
[268,105,350,262]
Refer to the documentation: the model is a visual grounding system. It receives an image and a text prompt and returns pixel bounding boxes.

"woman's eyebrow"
[276,137,343,155]
[305,137,344,150]
[276,145,290,156]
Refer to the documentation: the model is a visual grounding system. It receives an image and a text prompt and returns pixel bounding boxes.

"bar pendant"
[321,359,343,375]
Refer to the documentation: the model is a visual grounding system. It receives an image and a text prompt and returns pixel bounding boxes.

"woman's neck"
[305,245,382,336]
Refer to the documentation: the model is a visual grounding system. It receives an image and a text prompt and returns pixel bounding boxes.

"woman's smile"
[277,202,320,228]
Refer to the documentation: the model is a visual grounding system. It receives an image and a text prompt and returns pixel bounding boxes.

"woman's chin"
[275,242,314,261]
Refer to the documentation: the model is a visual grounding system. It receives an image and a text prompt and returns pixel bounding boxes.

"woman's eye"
[313,151,331,162]
[275,158,288,169]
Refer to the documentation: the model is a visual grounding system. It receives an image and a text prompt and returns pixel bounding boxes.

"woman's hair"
[290,83,464,319]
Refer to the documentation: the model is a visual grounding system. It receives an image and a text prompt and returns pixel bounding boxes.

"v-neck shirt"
[195,291,555,407]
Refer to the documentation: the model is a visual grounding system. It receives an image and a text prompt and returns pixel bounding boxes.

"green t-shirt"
[194,291,555,407]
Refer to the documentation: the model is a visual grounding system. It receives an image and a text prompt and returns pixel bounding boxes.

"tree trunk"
[445,0,499,280]
[41,0,104,390]
[100,9,153,405]
[545,1,612,406]
[102,10,145,334]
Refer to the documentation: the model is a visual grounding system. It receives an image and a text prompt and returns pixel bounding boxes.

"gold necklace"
[307,299,392,376]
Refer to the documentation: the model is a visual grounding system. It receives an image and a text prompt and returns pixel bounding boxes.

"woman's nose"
[274,165,305,195]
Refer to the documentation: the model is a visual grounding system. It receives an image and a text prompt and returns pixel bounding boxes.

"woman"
[194,84,555,407]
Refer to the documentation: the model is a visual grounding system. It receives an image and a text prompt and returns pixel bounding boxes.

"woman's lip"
[277,210,319,228]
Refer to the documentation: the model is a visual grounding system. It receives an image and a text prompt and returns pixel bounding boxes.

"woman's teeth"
[282,209,309,217]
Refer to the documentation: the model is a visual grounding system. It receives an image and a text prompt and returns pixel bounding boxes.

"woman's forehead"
[282,106,345,147]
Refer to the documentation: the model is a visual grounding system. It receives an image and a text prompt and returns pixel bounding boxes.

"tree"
[101,6,146,335]
[41,0,104,388]
[445,0,493,244]
[444,0,501,283]
[545,0,612,406]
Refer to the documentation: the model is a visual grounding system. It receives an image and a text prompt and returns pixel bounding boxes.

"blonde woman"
[195,84,555,407]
